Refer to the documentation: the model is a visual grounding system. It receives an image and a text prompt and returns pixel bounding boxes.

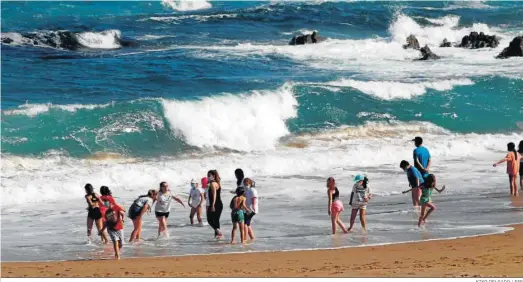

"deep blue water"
[2,1,523,158]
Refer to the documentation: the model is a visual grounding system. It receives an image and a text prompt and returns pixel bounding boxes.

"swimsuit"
[420,186,433,205]
[230,196,246,223]
[87,193,102,220]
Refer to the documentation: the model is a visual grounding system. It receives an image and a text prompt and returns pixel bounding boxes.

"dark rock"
[459,31,499,49]
[403,34,420,50]
[289,31,323,45]
[496,36,523,59]
[418,45,440,60]
[1,37,14,44]
[439,38,452,47]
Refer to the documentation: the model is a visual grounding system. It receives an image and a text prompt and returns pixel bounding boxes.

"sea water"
[1,1,523,262]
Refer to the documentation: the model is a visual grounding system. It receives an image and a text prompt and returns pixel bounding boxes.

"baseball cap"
[412,136,423,144]
[190,179,197,184]
[353,174,365,183]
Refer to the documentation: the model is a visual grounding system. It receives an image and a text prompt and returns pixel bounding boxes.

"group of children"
[326,136,446,234]
[84,168,259,259]
[84,138,523,259]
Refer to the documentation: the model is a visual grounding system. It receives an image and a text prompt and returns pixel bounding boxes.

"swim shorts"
[108,229,124,243]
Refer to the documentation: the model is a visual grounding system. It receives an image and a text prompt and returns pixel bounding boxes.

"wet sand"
[2,224,522,278]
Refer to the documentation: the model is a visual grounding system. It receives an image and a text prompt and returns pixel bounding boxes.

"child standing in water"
[188,179,205,225]
[230,187,251,244]
[348,175,371,232]
[102,204,126,259]
[326,177,348,234]
[417,174,445,227]
[493,142,521,196]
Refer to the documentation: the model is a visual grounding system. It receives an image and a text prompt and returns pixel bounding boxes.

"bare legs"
[129,218,143,242]
[411,187,421,207]
[509,175,518,196]
[190,207,203,225]
[157,216,168,237]
[95,218,108,244]
[348,208,366,232]
[330,212,348,234]
[418,202,436,227]
[113,240,122,260]
[230,222,246,244]
[87,217,94,242]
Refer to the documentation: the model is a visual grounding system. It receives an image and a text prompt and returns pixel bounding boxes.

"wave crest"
[161,0,212,11]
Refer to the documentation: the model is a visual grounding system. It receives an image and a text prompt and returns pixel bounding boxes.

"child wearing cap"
[188,179,205,225]
[348,175,372,232]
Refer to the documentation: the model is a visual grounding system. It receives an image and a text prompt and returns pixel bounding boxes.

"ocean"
[1,0,522,262]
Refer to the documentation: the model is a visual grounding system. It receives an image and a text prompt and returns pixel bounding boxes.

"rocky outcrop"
[496,36,523,59]
[439,38,452,47]
[289,31,323,45]
[403,35,420,50]
[459,32,499,49]
[418,45,440,60]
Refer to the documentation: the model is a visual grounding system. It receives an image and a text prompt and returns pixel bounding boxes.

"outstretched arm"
[402,188,413,194]
[173,195,185,208]
[435,185,446,193]
[494,154,510,166]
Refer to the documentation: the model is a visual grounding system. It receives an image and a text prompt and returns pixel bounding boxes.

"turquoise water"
[2,1,522,158]
[1,0,522,262]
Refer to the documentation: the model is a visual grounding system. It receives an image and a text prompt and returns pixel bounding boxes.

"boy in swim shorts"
[103,204,126,259]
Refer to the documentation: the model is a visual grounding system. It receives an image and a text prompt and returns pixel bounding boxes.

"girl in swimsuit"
[494,142,521,196]
[326,177,348,234]
[418,174,445,227]
[84,183,109,244]
[230,187,251,244]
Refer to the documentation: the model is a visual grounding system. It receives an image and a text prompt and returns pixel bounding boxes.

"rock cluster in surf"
[289,31,324,45]
[496,36,523,59]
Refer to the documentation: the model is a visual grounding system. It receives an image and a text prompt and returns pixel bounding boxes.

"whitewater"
[1,1,522,261]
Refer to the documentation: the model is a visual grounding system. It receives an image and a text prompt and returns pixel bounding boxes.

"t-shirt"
[413,146,431,176]
[407,166,425,188]
[352,183,370,204]
[135,196,153,208]
[245,187,259,213]
[105,205,124,231]
[155,193,172,213]
[189,187,204,207]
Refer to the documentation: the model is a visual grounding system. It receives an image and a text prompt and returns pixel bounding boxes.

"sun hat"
[353,174,365,183]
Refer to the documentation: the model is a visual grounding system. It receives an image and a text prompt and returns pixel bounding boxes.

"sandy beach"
[3,224,522,278]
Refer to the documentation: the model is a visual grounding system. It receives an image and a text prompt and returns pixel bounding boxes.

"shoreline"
[3,224,523,278]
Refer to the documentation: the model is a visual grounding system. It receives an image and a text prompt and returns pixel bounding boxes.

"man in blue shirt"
[412,136,431,178]
[400,160,424,208]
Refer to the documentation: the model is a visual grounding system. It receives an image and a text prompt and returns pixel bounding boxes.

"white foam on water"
[176,13,523,82]
[161,83,298,151]
[2,120,521,206]
[315,78,475,100]
[2,102,113,117]
[75,29,122,49]
[423,15,461,27]
[161,0,212,11]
